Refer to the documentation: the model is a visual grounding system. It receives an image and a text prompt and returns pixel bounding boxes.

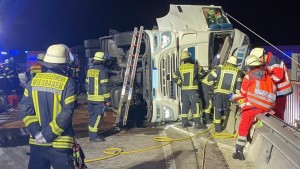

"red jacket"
[233,69,277,111]
[265,52,293,96]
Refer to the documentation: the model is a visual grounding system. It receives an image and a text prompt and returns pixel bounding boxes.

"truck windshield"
[202,7,228,25]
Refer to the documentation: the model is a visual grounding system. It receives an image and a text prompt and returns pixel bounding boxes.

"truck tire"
[85,48,100,58]
[84,39,101,48]
[113,31,133,47]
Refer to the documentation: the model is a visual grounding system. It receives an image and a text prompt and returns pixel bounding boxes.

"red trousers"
[273,96,287,121]
[238,107,265,137]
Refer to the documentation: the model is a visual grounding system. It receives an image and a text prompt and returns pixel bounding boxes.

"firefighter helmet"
[250,47,264,58]
[4,59,9,64]
[226,56,237,65]
[244,55,262,67]
[180,51,191,61]
[92,52,105,62]
[44,44,68,64]
[37,53,45,61]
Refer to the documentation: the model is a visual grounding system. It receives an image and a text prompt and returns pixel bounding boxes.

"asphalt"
[0,93,254,169]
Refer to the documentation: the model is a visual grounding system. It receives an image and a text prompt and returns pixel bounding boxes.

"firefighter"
[86,51,111,142]
[200,65,222,124]
[250,47,293,121]
[20,44,77,169]
[28,53,47,80]
[171,51,207,129]
[3,58,21,95]
[231,55,277,160]
[207,56,243,132]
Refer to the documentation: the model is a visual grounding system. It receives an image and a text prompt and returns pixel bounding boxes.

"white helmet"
[244,55,262,67]
[44,44,69,64]
[37,53,45,61]
[250,47,264,59]
[226,56,237,65]
[92,52,105,62]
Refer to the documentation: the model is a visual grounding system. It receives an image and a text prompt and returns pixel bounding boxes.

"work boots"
[182,118,190,128]
[205,113,213,124]
[215,123,222,133]
[232,145,245,160]
[89,132,105,142]
[194,118,208,129]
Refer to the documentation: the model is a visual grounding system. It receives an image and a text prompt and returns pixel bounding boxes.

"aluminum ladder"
[115,26,144,127]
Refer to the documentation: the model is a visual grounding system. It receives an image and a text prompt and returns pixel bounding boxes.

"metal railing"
[285,81,300,127]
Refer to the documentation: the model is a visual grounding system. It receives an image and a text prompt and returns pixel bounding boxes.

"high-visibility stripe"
[32,86,62,95]
[65,95,76,105]
[181,114,188,118]
[32,91,41,124]
[29,136,74,149]
[24,89,28,97]
[104,93,111,99]
[49,120,64,136]
[100,79,108,83]
[182,86,198,90]
[23,115,39,126]
[87,95,105,102]
[89,115,101,132]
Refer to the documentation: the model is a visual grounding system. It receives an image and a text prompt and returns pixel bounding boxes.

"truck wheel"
[114,31,133,47]
[85,49,100,58]
[84,39,101,48]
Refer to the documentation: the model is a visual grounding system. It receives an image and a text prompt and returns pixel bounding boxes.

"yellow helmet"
[93,52,105,62]
[226,56,237,65]
[180,51,191,60]
[244,55,262,67]
[37,53,45,61]
[250,47,264,59]
[44,44,69,64]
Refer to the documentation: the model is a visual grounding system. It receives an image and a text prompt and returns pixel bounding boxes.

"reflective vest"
[247,72,277,111]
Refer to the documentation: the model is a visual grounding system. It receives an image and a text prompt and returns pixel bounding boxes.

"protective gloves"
[35,132,47,144]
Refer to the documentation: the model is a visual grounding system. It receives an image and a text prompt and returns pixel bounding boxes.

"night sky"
[0,0,299,51]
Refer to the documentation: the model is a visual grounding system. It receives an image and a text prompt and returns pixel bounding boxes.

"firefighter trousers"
[88,102,104,139]
[28,145,74,169]
[181,90,202,125]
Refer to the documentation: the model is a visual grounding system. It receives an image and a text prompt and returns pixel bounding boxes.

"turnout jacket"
[86,64,110,103]
[207,64,243,94]
[172,62,199,90]
[20,66,76,149]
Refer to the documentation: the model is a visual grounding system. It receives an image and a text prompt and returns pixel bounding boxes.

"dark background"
[0,0,299,51]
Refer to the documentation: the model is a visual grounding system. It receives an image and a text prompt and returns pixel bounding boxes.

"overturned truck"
[84,4,250,125]
[83,5,300,168]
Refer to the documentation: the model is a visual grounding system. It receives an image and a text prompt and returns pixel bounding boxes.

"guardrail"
[285,81,300,127]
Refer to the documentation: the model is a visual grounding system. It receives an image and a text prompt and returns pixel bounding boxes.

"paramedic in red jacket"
[231,55,277,160]
[250,48,293,121]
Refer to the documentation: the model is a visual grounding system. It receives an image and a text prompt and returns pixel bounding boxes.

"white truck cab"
[84,4,251,124]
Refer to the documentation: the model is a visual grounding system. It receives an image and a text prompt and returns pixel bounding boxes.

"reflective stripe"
[87,94,105,101]
[24,89,28,97]
[29,136,73,149]
[193,114,201,118]
[104,93,111,99]
[32,91,41,124]
[214,119,221,123]
[65,95,76,105]
[89,115,101,132]
[49,120,64,136]
[32,86,62,95]
[181,114,188,118]
[100,79,108,83]
[182,86,198,90]
[23,115,39,126]
[237,136,247,146]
